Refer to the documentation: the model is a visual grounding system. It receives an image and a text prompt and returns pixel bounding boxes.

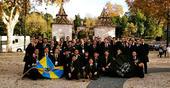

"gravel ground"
[0,51,170,88]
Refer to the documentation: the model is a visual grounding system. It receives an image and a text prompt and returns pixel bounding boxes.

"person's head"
[87,39,91,44]
[43,38,48,43]
[125,42,129,47]
[132,51,137,57]
[76,39,79,43]
[56,45,60,50]
[34,39,38,44]
[54,49,59,54]
[83,38,87,42]
[38,36,42,41]
[94,52,99,57]
[74,49,79,54]
[112,37,117,42]
[105,51,109,56]
[85,52,89,56]
[60,38,64,42]
[65,50,70,55]
[51,40,54,45]
[129,40,133,45]
[80,39,84,43]
[68,41,72,46]
[72,55,77,61]
[136,39,141,44]
[108,36,112,41]
[131,37,135,42]
[98,38,102,43]
[72,39,76,43]
[34,49,39,55]
[141,39,145,43]
[93,40,97,45]
[66,36,70,41]
[44,47,49,53]
[89,58,93,64]
[121,38,125,42]
[117,49,122,55]
[104,39,108,43]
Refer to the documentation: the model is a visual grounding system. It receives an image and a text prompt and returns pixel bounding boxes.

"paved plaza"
[0,51,170,88]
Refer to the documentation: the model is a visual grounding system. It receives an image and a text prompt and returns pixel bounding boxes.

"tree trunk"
[2,7,20,52]
[6,23,14,52]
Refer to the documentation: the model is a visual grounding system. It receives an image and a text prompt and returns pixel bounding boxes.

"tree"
[105,1,124,17]
[122,23,137,37]
[0,0,63,52]
[126,0,169,25]
[44,13,53,39]
[73,14,82,31]
[127,10,146,37]
[27,12,47,37]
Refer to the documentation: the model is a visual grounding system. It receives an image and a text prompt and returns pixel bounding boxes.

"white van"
[0,36,30,52]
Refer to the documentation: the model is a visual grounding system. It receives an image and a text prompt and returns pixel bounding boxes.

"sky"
[32,0,129,19]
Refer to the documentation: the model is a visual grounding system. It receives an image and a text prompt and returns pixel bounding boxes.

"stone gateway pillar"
[94,8,116,40]
[52,3,72,41]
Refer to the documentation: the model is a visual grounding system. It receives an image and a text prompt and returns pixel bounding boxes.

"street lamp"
[45,7,48,38]
[166,2,170,47]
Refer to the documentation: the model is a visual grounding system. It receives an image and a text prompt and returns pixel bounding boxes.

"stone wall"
[94,26,115,40]
[52,24,72,41]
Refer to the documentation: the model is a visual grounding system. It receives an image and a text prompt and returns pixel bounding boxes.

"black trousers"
[143,62,148,74]
[135,66,144,78]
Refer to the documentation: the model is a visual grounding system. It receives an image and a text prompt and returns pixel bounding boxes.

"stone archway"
[76,26,88,39]
[78,30,87,39]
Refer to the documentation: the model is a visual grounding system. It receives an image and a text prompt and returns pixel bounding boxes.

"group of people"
[158,44,169,58]
[23,36,149,80]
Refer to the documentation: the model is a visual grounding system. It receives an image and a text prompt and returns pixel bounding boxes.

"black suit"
[109,42,118,57]
[91,44,99,57]
[23,54,42,79]
[140,43,149,73]
[84,43,92,55]
[66,60,80,79]
[93,57,102,73]
[25,43,35,57]
[51,54,62,66]
[85,63,98,79]
[131,56,144,78]
[101,56,113,75]
[36,41,43,54]
[49,44,56,55]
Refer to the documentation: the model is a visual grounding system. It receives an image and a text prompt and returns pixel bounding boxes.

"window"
[15,39,18,43]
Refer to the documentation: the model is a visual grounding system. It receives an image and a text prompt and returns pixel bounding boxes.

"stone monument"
[52,2,72,41]
[94,8,116,40]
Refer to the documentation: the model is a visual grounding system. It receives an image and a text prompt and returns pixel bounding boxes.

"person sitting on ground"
[24,49,43,80]
[131,51,144,78]
[101,51,113,76]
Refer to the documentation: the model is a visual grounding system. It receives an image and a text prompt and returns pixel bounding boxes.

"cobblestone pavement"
[0,51,170,88]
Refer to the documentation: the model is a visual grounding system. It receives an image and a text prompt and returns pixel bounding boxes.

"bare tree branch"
[10,7,15,21]
[13,9,19,25]
[2,10,9,25]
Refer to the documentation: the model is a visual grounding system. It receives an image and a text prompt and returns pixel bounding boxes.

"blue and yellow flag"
[33,56,64,79]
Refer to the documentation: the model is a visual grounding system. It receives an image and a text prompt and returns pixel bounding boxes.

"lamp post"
[24,0,27,50]
[45,7,48,38]
[166,2,169,47]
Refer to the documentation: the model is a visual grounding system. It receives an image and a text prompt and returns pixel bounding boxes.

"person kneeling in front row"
[85,58,98,80]
[65,55,80,80]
